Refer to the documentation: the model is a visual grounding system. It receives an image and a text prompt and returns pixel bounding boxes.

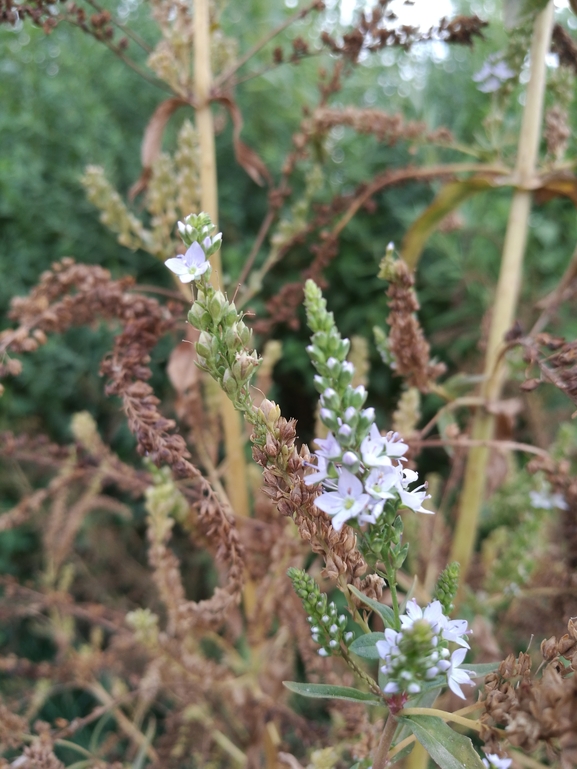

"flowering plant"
[163,213,499,769]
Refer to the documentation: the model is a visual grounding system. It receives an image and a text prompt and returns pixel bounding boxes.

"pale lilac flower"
[315,468,371,531]
[360,424,391,467]
[165,242,210,283]
[365,467,399,501]
[376,628,401,663]
[398,485,432,514]
[530,489,568,510]
[482,754,512,769]
[473,56,515,93]
[441,617,471,649]
[383,431,409,458]
[400,600,471,648]
[304,455,330,486]
[445,647,475,699]
[314,433,341,461]
[400,599,443,633]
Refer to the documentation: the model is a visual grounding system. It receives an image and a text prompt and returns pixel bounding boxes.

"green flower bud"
[432,562,460,615]
[222,304,238,328]
[222,369,238,395]
[196,331,213,359]
[187,302,205,327]
[208,291,227,323]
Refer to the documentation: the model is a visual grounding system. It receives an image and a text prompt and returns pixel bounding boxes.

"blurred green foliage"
[1,0,577,457]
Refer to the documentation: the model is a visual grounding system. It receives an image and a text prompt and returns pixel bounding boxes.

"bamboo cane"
[450,2,555,589]
[193,0,251,520]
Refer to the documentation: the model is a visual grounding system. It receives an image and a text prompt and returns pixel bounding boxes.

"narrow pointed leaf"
[401,178,493,269]
[393,687,442,745]
[283,681,382,705]
[349,632,385,660]
[398,715,485,769]
[348,584,397,628]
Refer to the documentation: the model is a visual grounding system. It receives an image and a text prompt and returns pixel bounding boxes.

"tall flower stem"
[450,3,554,590]
[372,713,398,769]
[193,0,251,522]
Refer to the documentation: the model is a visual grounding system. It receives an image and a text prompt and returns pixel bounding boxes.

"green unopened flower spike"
[432,562,460,615]
[288,568,347,657]
[169,212,261,415]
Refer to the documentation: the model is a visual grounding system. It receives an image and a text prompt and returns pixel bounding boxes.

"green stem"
[338,576,371,634]
[450,2,555,591]
[388,569,400,624]
[372,713,398,769]
[400,707,482,732]
[340,644,383,698]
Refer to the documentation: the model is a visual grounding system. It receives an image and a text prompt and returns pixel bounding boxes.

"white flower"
[360,425,391,468]
[165,242,210,283]
[444,647,475,699]
[398,485,433,514]
[400,600,471,648]
[365,467,399,501]
[383,431,409,458]
[529,489,568,510]
[400,599,444,633]
[376,628,402,664]
[314,433,342,461]
[315,468,371,531]
[482,754,512,769]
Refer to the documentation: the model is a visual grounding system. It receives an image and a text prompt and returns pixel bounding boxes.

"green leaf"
[283,681,382,705]
[467,662,500,677]
[503,0,549,29]
[401,178,494,269]
[388,741,415,766]
[398,715,485,769]
[393,686,442,746]
[349,632,385,660]
[348,584,397,628]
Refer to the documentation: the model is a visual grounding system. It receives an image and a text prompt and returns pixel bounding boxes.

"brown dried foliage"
[0,260,382,766]
[384,258,446,392]
[251,400,368,583]
[552,23,577,75]
[320,4,486,62]
[481,621,577,766]
[519,332,577,409]
[0,259,245,626]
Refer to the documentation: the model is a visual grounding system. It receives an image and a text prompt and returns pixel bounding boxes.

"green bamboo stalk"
[193,0,250,520]
[450,2,555,587]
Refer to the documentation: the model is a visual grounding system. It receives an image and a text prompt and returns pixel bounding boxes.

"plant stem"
[340,644,383,698]
[400,707,482,732]
[450,2,554,590]
[372,713,398,769]
[193,0,251,523]
[387,567,400,623]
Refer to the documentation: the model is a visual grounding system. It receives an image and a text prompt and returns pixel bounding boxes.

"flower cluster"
[377,599,475,700]
[165,212,222,284]
[288,567,353,657]
[165,213,260,414]
[472,55,515,93]
[303,279,432,533]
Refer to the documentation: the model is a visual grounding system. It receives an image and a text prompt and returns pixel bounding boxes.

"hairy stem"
[372,713,398,769]
[450,2,554,590]
[340,644,383,698]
